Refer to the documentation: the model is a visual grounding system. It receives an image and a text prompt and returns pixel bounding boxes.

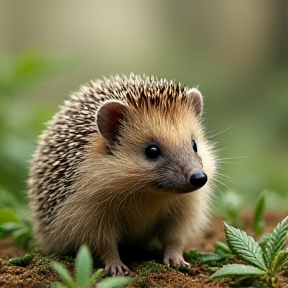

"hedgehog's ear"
[96,100,129,146]
[187,88,203,117]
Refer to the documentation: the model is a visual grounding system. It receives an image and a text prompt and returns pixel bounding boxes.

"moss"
[132,260,168,276]
[185,250,202,265]
[8,253,34,267]
[33,253,60,275]
[177,264,191,273]
[33,260,54,275]
[132,260,169,287]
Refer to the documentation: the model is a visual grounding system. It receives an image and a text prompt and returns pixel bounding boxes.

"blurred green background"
[0,0,287,212]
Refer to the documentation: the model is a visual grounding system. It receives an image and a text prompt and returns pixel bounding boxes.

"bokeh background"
[1,0,287,215]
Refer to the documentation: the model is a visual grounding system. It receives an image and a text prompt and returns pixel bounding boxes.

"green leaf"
[264,215,288,270]
[214,241,231,254]
[50,281,65,288]
[211,264,266,280]
[51,261,76,288]
[271,250,288,274]
[253,192,266,236]
[12,227,32,245]
[224,222,267,270]
[259,232,272,251]
[0,222,23,238]
[214,241,233,260]
[199,253,222,263]
[75,245,93,287]
[89,268,104,284]
[0,208,19,224]
[97,276,133,288]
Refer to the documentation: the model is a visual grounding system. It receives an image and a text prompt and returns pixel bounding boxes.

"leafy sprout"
[214,190,244,228]
[253,191,266,237]
[211,215,288,284]
[0,49,69,201]
[51,244,133,288]
[0,207,32,248]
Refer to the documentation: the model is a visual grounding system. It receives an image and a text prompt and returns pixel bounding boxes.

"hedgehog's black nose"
[188,171,207,188]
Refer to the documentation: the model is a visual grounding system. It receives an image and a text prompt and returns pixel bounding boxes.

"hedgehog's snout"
[188,170,207,189]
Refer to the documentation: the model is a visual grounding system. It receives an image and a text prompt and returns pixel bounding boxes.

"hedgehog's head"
[95,77,215,194]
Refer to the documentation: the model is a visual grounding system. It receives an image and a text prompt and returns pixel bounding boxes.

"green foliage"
[186,250,202,264]
[97,277,133,288]
[214,191,244,228]
[0,49,65,201]
[0,48,62,97]
[51,262,76,288]
[9,253,34,267]
[224,222,266,270]
[89,269,105,286]
[0,207,19,224]
[0,207,32,248]
[253,191,266,237]
[216,190,267,238]
[214,241,232,256]
[263,215,288,271]
[51,244,133,288]
[211,263,266,279]
[211,216,288,284]
[204,241,233,266]
[75,245,94,287]
[187,242,232,267]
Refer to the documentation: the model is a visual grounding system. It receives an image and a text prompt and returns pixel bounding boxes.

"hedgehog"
[28,74,217,276]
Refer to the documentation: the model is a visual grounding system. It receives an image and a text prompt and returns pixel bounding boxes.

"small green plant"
[253,191,266,237]
[51,244,133,288]
[0,207,32,248]
[211,215,288,285]
[214,190,244,228]
[186,241,233,267]
[0,49,70,201]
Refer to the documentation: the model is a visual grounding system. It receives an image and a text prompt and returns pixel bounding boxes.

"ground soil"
[0,212,287,288]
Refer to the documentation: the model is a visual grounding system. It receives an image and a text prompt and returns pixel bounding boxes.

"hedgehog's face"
[141,139,207,193]
[96,88,212,194]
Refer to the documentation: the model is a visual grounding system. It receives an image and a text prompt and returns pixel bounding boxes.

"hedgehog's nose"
[188,171,207,188]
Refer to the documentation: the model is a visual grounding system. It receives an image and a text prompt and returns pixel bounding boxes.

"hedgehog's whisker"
[215,171,237,185]
[212,177,233,191]
[207,125,234,139]
[217,156,247,162]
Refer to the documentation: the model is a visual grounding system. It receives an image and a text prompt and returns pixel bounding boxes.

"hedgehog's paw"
[163,250,190,267]
[104,261,130,276]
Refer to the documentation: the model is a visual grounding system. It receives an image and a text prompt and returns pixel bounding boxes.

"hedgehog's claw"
[163,251,190,267]
[105,262,130,276]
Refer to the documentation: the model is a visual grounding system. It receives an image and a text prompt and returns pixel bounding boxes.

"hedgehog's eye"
[192,139,198,153]
[145,144,162,160]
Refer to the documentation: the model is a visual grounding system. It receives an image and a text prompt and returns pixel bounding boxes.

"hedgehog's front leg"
[162,239,191,267]
[104,256,130,276]
[99,242,130,276]
[160,205,192,267]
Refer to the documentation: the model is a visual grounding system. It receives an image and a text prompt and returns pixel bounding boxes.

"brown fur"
[28,74,217,275]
